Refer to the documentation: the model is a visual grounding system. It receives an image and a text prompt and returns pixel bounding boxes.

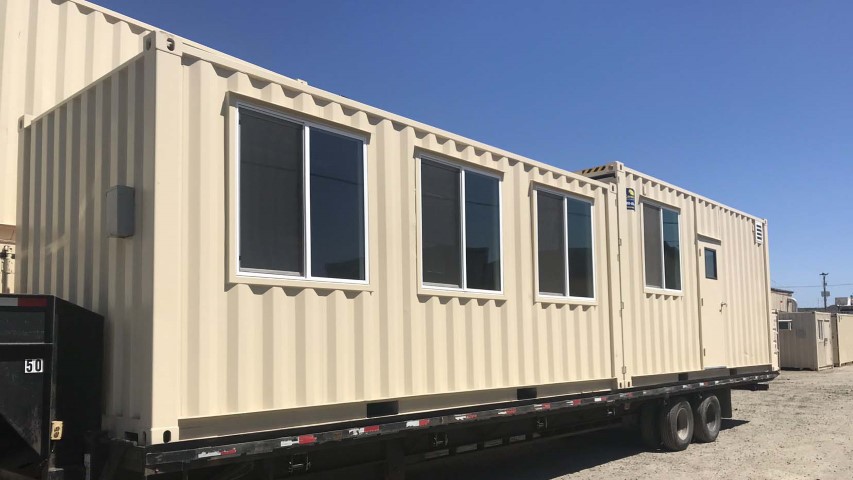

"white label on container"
[24,358,43,373]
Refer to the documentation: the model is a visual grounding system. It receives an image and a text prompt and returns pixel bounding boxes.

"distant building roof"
[771,287,794,295]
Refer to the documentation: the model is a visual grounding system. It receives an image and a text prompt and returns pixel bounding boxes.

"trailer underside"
[90,371,777,480]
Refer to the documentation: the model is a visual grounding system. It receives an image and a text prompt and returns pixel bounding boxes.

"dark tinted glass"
[421,161,461,287]
[662,209,681,290]
[567,197,594,298]
[239,109,303,274]
[310,129,365,280]
[537,192,565,295]
[704,248,717,280]
[465,172,500,291]
[643,204,663,288]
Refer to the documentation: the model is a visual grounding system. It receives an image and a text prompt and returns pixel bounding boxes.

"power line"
[774,282,853,289]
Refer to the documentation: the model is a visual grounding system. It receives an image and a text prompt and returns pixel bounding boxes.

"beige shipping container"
[770,287,797,313]
[777,312,833,370]
[16,28,776,446]
[832,313,853,367]
[578,163,776,382]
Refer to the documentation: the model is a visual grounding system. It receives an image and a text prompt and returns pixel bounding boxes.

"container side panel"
[16,56,153,439]
[175,57,615,433]
[0,0,148,249]
[836,314,853,366]
[620,172,701,378]
[718,208,771,368]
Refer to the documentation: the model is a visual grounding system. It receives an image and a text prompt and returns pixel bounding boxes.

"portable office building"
[832,313,853,367]
[777,312,834,370]
[577,163,776,380]
[15,30,776,446]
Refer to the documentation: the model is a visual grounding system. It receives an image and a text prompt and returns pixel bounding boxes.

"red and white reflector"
[280,435,318,446]
[0,296,47,308]
[405,419,430,428]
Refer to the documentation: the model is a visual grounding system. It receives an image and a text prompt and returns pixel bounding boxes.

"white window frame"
[534,188,596,301]
[235,102,370,285]
[418,156,504,294]
[778,320,792,331]
[641,201,682,292]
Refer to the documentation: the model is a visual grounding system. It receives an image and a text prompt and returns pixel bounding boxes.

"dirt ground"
[407,368,853,480]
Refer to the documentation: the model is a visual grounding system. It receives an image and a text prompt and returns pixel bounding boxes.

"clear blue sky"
[99,0,853,307]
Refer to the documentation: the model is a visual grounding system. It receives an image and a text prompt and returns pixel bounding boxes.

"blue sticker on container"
[626,188,636,211]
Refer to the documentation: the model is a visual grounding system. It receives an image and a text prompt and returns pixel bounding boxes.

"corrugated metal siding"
[717,207,771,368]
[771,290,795,312]
[16,55,154,437]
[778,312,832,370]
[619,171,702,378]
[0,0,148,229]
[833,314,853,366]
[175,55,616,426]
[14,26,776,442]
[599,166,772,382]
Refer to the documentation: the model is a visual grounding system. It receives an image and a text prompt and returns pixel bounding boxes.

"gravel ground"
[407,368,853,480]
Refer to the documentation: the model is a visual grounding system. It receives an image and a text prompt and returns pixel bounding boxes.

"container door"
[820,319,833,367]
[698,239,727,368]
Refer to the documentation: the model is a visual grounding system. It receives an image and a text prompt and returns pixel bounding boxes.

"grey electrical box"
[106,185,135,238]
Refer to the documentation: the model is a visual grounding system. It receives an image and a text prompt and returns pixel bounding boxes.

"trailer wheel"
[639,404,661,449]
[659,398,693,451]
[692,395,722,443]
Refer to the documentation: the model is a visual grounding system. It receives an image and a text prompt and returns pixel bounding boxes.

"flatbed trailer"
[120,371,774,479]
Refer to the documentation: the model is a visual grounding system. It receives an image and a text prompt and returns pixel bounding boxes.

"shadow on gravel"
[721,419,749,431]
[407,419,751,480]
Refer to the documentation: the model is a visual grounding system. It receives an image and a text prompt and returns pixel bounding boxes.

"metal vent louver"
[754,222,764,245]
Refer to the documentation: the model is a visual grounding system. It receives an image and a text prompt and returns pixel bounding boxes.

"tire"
[692,395,722,443]
[639,404,661,449]
[659,398,693,451]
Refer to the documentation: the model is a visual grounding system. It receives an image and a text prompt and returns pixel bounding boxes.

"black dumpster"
[0,295,103,479]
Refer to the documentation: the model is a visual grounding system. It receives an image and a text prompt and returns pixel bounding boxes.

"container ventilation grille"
[754,222,764,245]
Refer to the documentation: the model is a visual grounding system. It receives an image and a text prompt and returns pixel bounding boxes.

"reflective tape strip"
[0,297,47,307]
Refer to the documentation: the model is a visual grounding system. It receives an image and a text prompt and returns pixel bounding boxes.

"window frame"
[641,200,683,293]
[533,187,597,303]
[778,320,792,331]
[417,155,504,296]
[704,247,718,280]
[234,102,370,286]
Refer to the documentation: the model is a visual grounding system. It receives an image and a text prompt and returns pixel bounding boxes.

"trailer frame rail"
[136,372,777,475]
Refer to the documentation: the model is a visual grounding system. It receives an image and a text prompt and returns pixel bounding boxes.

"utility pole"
[820,272,829,311]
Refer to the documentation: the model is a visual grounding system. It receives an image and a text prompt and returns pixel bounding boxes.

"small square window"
[778,320,792,331]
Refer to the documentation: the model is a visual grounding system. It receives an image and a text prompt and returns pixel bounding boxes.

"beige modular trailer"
[777,312,834,370]
[832,313,853,367]
[578,163,777,382]
[15,28,776,446]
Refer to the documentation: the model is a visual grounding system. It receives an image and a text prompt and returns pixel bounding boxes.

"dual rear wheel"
[640,394,722,451]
